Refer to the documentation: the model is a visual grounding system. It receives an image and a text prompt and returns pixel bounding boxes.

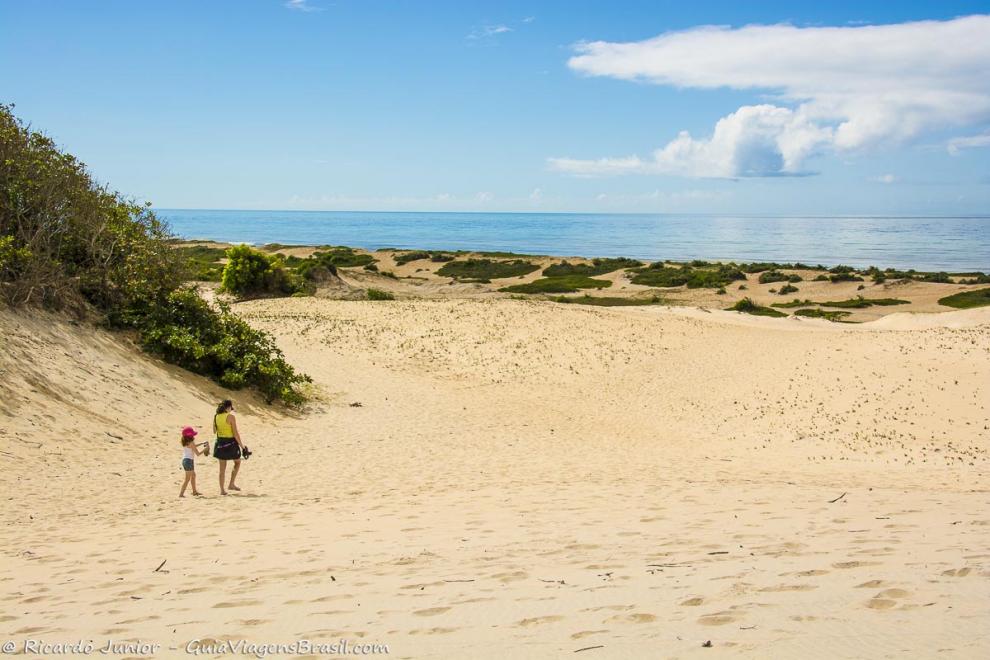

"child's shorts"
[182,458,195,472]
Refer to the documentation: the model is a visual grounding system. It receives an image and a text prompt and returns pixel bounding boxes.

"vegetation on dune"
[726,297,786,317]
[175,244,226,282]
[938,287,990,309]
[394,250,455,265]
[772,296,909,309]
[739,261,811,273]
[758,270,802,284]
[777,283,800,295]
[958,273,990,284]
[314,246,375,268]
[542,257,643,277]
[793,308,853,322]
[437,258,540,280]
[550,294,663,307]
[500,275,612,294]
[829,272,865,283]
[629,262,745,289]
[220,245,306,298]
[0,104,309,405]
[366,287,395,301]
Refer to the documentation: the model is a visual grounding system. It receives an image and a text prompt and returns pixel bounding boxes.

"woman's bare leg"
[219,460,228,495]
[191,471,201,496]
[228,459,241,491]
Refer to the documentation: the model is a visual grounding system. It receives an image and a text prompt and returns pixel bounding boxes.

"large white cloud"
[552,15,990,178]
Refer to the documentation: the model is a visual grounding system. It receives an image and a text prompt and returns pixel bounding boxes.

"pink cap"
[181,426,198,438]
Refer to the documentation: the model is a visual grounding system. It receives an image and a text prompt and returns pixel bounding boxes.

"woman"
[213,399,245,495]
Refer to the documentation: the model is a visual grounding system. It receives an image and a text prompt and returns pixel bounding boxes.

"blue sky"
[2,0,989,214]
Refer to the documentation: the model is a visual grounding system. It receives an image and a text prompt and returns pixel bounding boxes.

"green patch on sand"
[500,275,612,294]
[938,288,990,309]
[726,298,787,318]
[793,308,853,322]
[437,258,540,280]
[175,245,226,281]
[551,294,663,307]
[542,257,643,277]
[629,263,745,289]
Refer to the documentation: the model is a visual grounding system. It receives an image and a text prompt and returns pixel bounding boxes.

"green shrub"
[938,288,990,309]
[758,270,790,284]
[630,263,744,289]
[500,275,611,294]
[174,245,226,282]
[437,258,539,280]
[394,250,431,265]
[726,298,786,317]
[0,104,308,405]
[366,288,395,300]
[124,288,310,404]
[778,283,799,295]
[819,297,909,308]
[317,247,375,268]
[813,274,829,281]
[542,257,642,277]
[829,272,864,283]
[430,253,455,262]
[551,295,662,307]
[959,273,990,284]
[793,308,852,322]
[220,245,304,298]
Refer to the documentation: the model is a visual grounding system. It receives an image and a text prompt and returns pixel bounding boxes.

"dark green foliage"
[437,258,540,280]
[124,288,310,404]
[394,250,431,265]
[500,275,612,294]
[959,273,990,284]
[726,298,786,317]
[175,245,226,282]
[292,251,341,283]
[813,274,830,281]
[316,246,374,268]
[938,287,990,309]
[542,257,642,277]
[829,272,864,283]
[919,271,951,283]
[366,288,395,301]
[758,270,802,284]
[716,287,727,295]
[740,261,809,273]
[629,263,745,289]
[0,105,308,405]
[220,245,305,297]
[820,297,909,308]
[551,295,662,307]
[793,308,852,322]
[430,253,454,262]
[778,283,799,295]
[363,263,378,272]
[772,298,813,308]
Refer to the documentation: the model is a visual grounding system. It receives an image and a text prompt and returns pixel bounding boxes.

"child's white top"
[183,445,194,460]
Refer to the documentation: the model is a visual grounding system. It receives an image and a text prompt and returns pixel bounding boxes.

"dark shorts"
[214,438,241,461]
[181,458,195,472]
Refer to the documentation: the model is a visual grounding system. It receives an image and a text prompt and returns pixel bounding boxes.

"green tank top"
[215,412,234,438]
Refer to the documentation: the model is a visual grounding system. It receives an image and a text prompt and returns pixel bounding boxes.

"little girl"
[179,426,205,497]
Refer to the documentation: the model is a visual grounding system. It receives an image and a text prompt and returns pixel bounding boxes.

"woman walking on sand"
[213,399,245,495]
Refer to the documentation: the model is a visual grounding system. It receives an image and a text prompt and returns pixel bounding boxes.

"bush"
[394,250,431,265]
[829,272,864,283]
[500,275,612,294]
[124,288,310,404]
[314,246,374,268]
[551,295,661,307]
[726,298,786,317]
[630,263,744,289]
[437,258,539,280]
[938,288,990,309]
[175,245,226,282]
[542,257,642,277]
[220,245,305,298]
[0,105,309,405]
[793,308,851,322]
[778,283,799,295]
[366,288,395,300]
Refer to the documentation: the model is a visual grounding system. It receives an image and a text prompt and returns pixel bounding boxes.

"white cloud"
[522,16,536,23]
[948,130,990,155]
[285,0,323,12]
[872,174,897,184]
[467,24,513,40]
[476,191,494,201]
[557,16,990,178]
[529,187,543,200]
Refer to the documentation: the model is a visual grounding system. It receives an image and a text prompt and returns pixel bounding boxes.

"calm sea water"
[158,209,990,272]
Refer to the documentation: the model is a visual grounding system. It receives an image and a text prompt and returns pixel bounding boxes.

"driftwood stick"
[828,492,847,504]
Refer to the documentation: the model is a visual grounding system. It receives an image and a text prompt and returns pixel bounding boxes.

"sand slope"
[1,301,988,659]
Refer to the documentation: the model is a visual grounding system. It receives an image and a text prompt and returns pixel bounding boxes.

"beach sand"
[1,299,989,658]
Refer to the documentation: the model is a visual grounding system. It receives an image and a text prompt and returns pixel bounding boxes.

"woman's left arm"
[229,414,244,448]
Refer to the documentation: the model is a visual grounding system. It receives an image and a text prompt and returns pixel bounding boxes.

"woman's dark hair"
[181,436,194,446]
[216,399,233,415]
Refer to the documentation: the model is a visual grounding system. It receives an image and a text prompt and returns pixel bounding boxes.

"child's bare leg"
[219,460,228,495]
[191,471,201,496]
[180,472,191,497]
[228,459,241,491]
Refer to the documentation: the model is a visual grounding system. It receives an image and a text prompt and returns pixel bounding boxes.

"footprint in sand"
[759,584,817,592]
[855,580,886,588]
[680,597,705,606]
[794,569,830,577]
[698,611,741,626]
[413,607,451,617]
[517,615,564,627]
[832,561,880,569]
[212,599,261,608]
[571,630,608,639]
[941,567,972,577]
[606,613,657,624]
[492,571,528,583]
[866,588,911,610]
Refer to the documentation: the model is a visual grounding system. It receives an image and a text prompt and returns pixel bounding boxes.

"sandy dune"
[1,300,988,658]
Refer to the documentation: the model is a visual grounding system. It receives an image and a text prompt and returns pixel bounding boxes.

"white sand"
[1,299,988,658]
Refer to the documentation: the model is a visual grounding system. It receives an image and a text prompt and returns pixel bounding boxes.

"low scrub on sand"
[552,294,663,307]
[793,308,852,322]
[542,257,643,277]
[175,245,226,282]
[394,250,456,265]
[958,273,990,284]
[739,261,811,273]
[772,297,909,309]
[938,288,990,309]
[500,275,612,294]
[0,104,309,405]
[758,270,803,284]
[726,298,787,318]
[829,272,865,283]
[315,246,375,268]
[366,288,395,301]
[629,263,745,289]
[777,283,799,295]
[437,258,540,280]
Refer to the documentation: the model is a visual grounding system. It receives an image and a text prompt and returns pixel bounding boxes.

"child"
[179,426,205,497]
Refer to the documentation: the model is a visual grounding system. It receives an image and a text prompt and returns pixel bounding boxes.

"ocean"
[158,209,990,272]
